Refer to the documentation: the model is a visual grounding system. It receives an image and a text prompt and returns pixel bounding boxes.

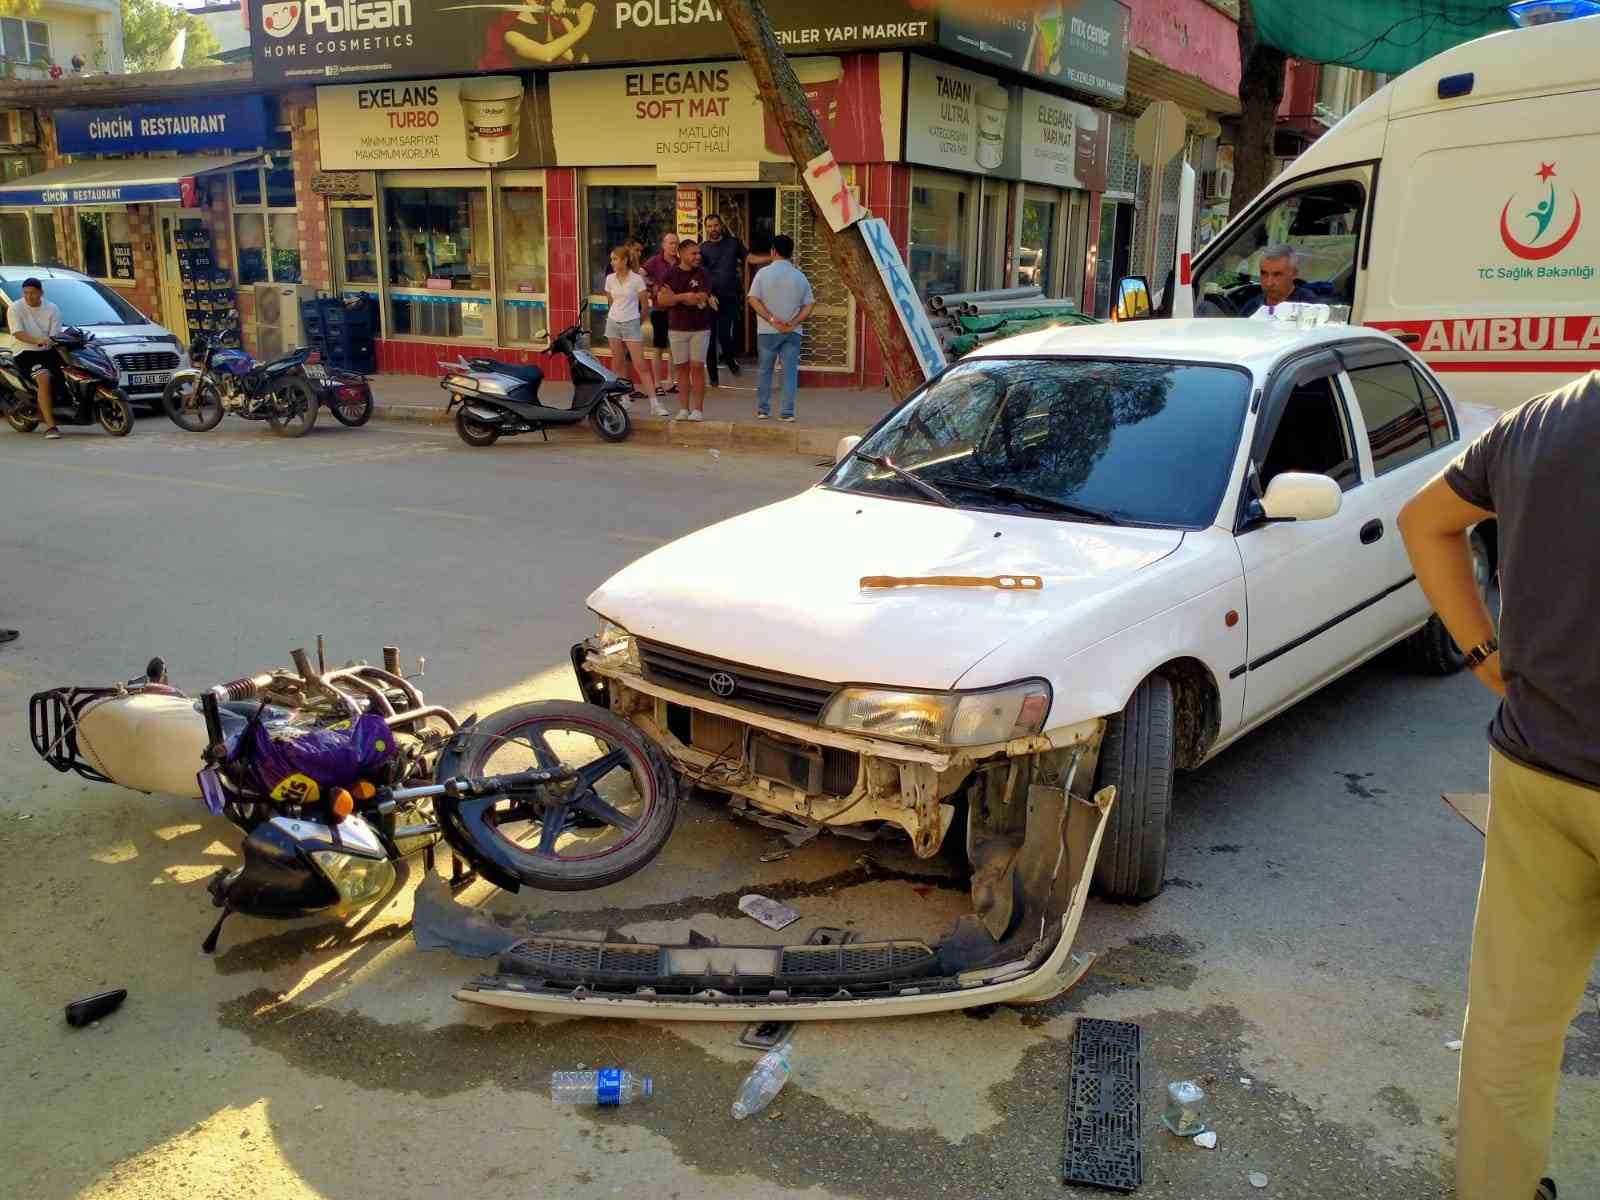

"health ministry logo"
[1500,162,1583,261]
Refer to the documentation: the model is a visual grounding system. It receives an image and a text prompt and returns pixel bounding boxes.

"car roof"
[969,317,1402,374]
[0,264,93,287]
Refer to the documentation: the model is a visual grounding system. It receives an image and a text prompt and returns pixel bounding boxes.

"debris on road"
[1194,1131,1218,1150]
[1162,1079,1208,1136]
[738,1021,796,1051]
[64,988,126,1027]
[551,1069,653,1106]
[1446,1039,1463,1051]
[1062,1017,1142,1192]
[738,893,800,930]
[733,1041,794,1120]
[1249,1171,1269,1188]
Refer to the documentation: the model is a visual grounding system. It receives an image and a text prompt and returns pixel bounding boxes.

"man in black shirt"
[698,213,750,385]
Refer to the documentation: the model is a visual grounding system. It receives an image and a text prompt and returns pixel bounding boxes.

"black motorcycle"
[439,317,631,448]
[29,639,679,952]
[163,311,374,438]
[1,328,134,437]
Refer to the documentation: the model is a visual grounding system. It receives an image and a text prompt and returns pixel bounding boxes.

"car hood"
[78,323,176,345]
[587,487,1184,690]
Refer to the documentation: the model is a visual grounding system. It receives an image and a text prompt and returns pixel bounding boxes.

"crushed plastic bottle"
[550,1069,653,1107]
[731,1041,793,1120]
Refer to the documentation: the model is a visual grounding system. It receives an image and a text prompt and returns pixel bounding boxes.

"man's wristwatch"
[1463,638,1499,669]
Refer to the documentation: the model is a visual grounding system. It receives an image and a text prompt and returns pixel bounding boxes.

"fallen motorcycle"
[29,640,677,951]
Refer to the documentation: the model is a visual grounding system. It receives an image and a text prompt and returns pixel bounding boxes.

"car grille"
[638,640,835,722]
[113,351,179,373]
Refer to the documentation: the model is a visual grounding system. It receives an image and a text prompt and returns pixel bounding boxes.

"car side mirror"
[1259,472,1342,521]
[1113,275,1152,322]
[834,434,861,465]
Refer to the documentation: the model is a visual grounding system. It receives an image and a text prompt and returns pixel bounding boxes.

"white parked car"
[465,316,1497,1022]
[0,265,188,412]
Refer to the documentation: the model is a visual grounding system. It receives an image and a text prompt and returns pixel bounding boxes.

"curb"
[374,404,857,458]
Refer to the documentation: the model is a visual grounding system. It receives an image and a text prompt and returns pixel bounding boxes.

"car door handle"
[1360,519,1384,544]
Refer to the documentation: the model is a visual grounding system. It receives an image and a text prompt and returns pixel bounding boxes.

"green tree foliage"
[123,0,221,72]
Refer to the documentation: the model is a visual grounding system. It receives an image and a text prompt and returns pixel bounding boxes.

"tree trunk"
[718,0,927,402]
[1230,0,1287,219]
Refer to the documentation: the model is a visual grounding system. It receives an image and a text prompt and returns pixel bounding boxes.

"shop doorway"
[1091,200,1136,317]
[158,209,207,346]
[975,179,1011,291]
[710,185,776,358]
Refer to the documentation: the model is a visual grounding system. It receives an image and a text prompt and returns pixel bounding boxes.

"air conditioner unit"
[0,110,37,147]
[253,282,316,357]
[1200,167,1232,202]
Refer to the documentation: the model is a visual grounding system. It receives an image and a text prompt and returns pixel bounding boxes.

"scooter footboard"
[29,687,116,782]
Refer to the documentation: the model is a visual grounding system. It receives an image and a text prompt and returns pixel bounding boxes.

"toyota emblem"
[708,671,737,698]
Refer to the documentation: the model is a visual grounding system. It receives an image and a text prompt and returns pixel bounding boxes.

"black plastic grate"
[502,938,661,978]
[113,351,181,373]
[779,942,932,978]
[639,640,835,722]
[1062,1017,1143,1193]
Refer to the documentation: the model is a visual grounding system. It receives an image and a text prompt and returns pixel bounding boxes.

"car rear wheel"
[1404,529,1492,675]
[1092,673,1175,902]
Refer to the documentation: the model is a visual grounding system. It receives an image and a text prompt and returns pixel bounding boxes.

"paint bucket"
[459,77,525,164]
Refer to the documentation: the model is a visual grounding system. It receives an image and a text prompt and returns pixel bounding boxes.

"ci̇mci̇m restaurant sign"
[54,96,275,156]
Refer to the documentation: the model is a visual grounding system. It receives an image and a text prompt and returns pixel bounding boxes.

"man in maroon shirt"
[640,232,679,412]
[656,239,715,421]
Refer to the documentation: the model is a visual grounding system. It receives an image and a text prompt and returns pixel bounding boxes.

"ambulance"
[1169,10,1600,410]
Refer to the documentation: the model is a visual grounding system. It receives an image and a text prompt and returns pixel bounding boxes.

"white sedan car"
[463,317,1496,1021]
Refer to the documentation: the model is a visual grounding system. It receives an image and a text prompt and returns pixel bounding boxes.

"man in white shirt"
[746,235,814,422]
[8,277,64,438]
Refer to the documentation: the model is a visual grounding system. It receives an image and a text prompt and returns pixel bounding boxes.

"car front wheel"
[1404,529,1492,675]
[1092,673,1176,902]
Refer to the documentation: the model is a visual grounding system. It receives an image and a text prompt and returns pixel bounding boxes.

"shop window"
[337,207,379,285]
[584,185,672,335]
[232,161,300,285]
[0,212,29,263]
[385,186,493,341]
[909,174,968,300]
[498,186,547,344]
[0,18,50,64]
[31,212,55,264]
[1019,196,1058,294]
[77,209,133,282]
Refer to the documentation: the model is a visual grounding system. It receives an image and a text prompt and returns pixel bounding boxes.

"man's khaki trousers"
[1457,750,1600,1198]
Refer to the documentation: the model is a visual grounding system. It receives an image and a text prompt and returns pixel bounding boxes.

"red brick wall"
[120,205,162,321]
[284,90,332,291]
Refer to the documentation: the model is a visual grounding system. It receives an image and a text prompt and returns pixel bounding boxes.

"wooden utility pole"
[719,0,927,402]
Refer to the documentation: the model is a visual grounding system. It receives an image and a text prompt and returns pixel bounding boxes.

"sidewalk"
[369,368,898,457]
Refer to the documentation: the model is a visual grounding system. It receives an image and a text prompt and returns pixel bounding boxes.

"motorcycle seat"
[470,358,544,387]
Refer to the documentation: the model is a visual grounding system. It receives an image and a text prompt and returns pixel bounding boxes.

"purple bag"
[237,711,397,805]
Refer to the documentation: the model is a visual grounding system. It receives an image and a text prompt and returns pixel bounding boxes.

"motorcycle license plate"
[197,766,226,816]
[129,371,170,387]
[304,365,327,379]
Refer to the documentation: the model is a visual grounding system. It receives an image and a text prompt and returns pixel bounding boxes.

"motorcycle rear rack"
[29,686,119,783]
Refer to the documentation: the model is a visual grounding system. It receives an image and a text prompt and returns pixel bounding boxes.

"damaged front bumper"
[450,640,1115,1019]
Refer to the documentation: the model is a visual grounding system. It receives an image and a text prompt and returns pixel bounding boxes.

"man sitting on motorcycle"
[8,277,64,439]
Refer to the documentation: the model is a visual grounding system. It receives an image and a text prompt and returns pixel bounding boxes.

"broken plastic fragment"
[1446,1039,1463,1051]
[1249,1172,1268,1188]
[1194,1131,1217,1149]
[738,894,800,931]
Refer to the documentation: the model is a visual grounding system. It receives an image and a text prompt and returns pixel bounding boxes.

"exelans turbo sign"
[54,97,274,155]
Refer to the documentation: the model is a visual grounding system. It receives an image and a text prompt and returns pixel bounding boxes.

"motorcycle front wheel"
[96,387,134,437]
[163,376,224,432]
[590,396,631,443]
[434,701,679,892]
[455,409,500,447]
[266,378,318,438]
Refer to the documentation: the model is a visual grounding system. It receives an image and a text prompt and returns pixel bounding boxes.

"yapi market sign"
[55,96,274,155]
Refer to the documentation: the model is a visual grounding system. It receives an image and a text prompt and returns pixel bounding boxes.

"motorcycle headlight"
[593,617,640,671]
[820,679,1052,748]
[309,850,395,909]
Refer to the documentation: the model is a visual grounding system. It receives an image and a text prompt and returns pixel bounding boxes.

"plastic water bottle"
[549,1068,653,1106]
[731,1042,792,1120]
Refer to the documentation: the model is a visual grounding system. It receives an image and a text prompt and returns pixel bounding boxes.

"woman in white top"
[603,246,663,414]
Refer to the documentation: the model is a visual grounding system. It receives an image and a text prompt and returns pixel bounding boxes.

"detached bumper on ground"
[452,642,1115,1020]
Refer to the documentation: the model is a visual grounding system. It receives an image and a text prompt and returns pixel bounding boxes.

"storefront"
[0,94,287,346]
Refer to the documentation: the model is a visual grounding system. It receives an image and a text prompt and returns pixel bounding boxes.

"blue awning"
[0,152,261,208]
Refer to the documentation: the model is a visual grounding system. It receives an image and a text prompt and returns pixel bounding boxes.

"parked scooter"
[438,317,632,447]
[163,311,374,438]
[1,328,134,436]
[29,639,679,952]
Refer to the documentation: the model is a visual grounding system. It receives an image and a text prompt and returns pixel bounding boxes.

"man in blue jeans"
[746,234,814,422]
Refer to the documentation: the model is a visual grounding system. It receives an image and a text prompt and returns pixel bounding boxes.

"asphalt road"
[1,418,1594,1199]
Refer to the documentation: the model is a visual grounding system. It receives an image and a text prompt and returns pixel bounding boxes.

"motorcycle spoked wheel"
[96,387,134,437]
[439,701,678,891]
[329,387,373,428]
[266,377,319,438]
[163,375,225,432]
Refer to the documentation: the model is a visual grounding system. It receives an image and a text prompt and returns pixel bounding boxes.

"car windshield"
[0,277,147,326]
[825,357,1251,529]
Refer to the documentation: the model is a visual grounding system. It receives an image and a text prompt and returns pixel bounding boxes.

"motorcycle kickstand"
[539,426,549,442]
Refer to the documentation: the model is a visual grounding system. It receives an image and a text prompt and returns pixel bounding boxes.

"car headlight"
[593,617,640,671]
[820,679,1051,748]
